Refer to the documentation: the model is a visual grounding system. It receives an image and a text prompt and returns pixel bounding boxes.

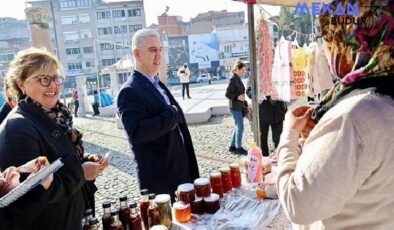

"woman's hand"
[82,161,106,181]
[87,154,109,169]
[286,106,314,133]
[237,94,245,101]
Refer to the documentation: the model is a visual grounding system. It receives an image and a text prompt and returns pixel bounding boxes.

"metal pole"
[247,3,260,147]
[93,38,101,107]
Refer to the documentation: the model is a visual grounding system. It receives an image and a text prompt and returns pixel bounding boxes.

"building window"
[129,24,142,32]
[102,59,116,67]
[224,45,232,53]
[61,15,77,25]
[85,60,95,68]
[83,46,93,53]
[100,43,114,50]
[65,48,81,55]
[67,62,82,70]
[60,0,92,9]
[96,11,111,19]
[113,10,126,18]
[63,32,79,44]
[0,53,14,62]
[79,14,90,23]
[80,30,92,39]
[128,9,141,17]
[98,27,112,35]
[114,25,127,34]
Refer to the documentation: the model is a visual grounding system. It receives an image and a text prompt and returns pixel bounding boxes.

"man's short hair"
[131,29,160,51]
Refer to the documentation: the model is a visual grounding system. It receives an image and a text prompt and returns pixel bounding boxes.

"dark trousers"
[260,122,283,156]
[182,83,190,98]
[92,102,100,115]
[74,100,79,116]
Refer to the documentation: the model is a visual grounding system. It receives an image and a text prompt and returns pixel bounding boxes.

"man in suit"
[117,29,199,198]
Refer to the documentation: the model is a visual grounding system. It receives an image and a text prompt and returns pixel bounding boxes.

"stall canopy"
[240,0,331,7]
[101,53,134,74]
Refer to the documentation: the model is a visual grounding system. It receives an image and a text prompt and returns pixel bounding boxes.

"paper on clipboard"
[0,158,63,208]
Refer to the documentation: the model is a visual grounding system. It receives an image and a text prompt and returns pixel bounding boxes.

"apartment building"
[0,18,31,88]
[189,10,245,34]
[26,0,145,89]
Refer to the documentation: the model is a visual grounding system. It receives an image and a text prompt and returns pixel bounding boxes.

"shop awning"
[235,0,331,7]
[101,53,134,74]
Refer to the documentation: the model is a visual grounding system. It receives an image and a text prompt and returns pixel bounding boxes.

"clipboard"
[0,158,64,208]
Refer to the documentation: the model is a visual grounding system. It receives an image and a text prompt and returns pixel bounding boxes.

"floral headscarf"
[312,0,394,121]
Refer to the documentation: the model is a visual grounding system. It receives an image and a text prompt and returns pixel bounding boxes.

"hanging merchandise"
[271,37,292,102]
[290,39,307,99]
[257,15,273,98]
[312,44,334,94]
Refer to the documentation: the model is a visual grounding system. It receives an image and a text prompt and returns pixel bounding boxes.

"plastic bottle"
[247,142,263,183]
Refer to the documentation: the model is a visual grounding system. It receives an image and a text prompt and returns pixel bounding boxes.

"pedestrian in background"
[276,0,394,228]
[0,47,108,229]
[178,64,191,99]
[117,29,199,199]
[92,90,100,116]
[225,60,247,155]
[72,88,79,117]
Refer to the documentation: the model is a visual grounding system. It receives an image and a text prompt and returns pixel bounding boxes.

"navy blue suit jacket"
[117,71,199,196]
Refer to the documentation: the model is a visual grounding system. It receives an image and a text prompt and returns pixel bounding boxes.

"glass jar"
[230,163,242,188]
[194,178,211,197]
[177,183,195,203]
[173,201,191,223]
[154,194,172,228]
[220,167,232,193]
[203,193,220,214]
[191,196,203,214]
[210,171,224,198]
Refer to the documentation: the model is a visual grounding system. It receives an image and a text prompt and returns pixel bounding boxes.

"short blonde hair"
[5,47,62,99]
[232,60,245,73]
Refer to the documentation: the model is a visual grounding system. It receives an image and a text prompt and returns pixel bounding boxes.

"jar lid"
[203,193,220,202]
[178,183,194,192]
[129,200,137,209]
[110,208,118,216]
[89,217,98,225]
[219,166,230,173]
[102,201,111,208]
[173,201,190,210]
[148,193,156,200]
[140,189,149,195]
[119,195,128,201]
[155,194,171,203]
[194,178,210,186]
[83,208,92,216]
[210,171,221,178]
[230,163,240,169]
[193,196,203,202]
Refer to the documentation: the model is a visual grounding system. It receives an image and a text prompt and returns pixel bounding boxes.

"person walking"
[178,64,191,99]
[117,29,200,199]
[72,88,79,117]
[225,60,247,155]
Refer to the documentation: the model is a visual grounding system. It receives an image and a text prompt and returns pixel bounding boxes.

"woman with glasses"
[0,47,108,229]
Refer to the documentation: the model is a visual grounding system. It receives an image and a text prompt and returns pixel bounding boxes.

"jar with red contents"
[220,167,232,193]
[191,196,203,214]
[177,183,195,203]
[194,178,211,197]
[203,193,220,214]
[209,171,224,198]
[230,163,242,188]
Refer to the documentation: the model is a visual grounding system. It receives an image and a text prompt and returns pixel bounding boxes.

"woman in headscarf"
[276,0,394,229]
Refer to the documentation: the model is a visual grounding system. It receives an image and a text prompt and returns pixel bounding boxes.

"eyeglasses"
[31,75,65,87]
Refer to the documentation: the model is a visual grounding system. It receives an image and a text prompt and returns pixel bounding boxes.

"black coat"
[0,102,12,124]
[259,96,287,124]
[225,75,245,111]
[0,102,86,230]
[117,71,199,197]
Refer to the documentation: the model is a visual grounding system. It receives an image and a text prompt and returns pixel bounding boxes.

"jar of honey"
[230,163,242,188]
[177,183,195,203]
[203,193,220,214]
[209,171,224,198]
[194,178,211,197]
[154,194,172,228]
[220,167,232,193]
[173,201,191,223]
